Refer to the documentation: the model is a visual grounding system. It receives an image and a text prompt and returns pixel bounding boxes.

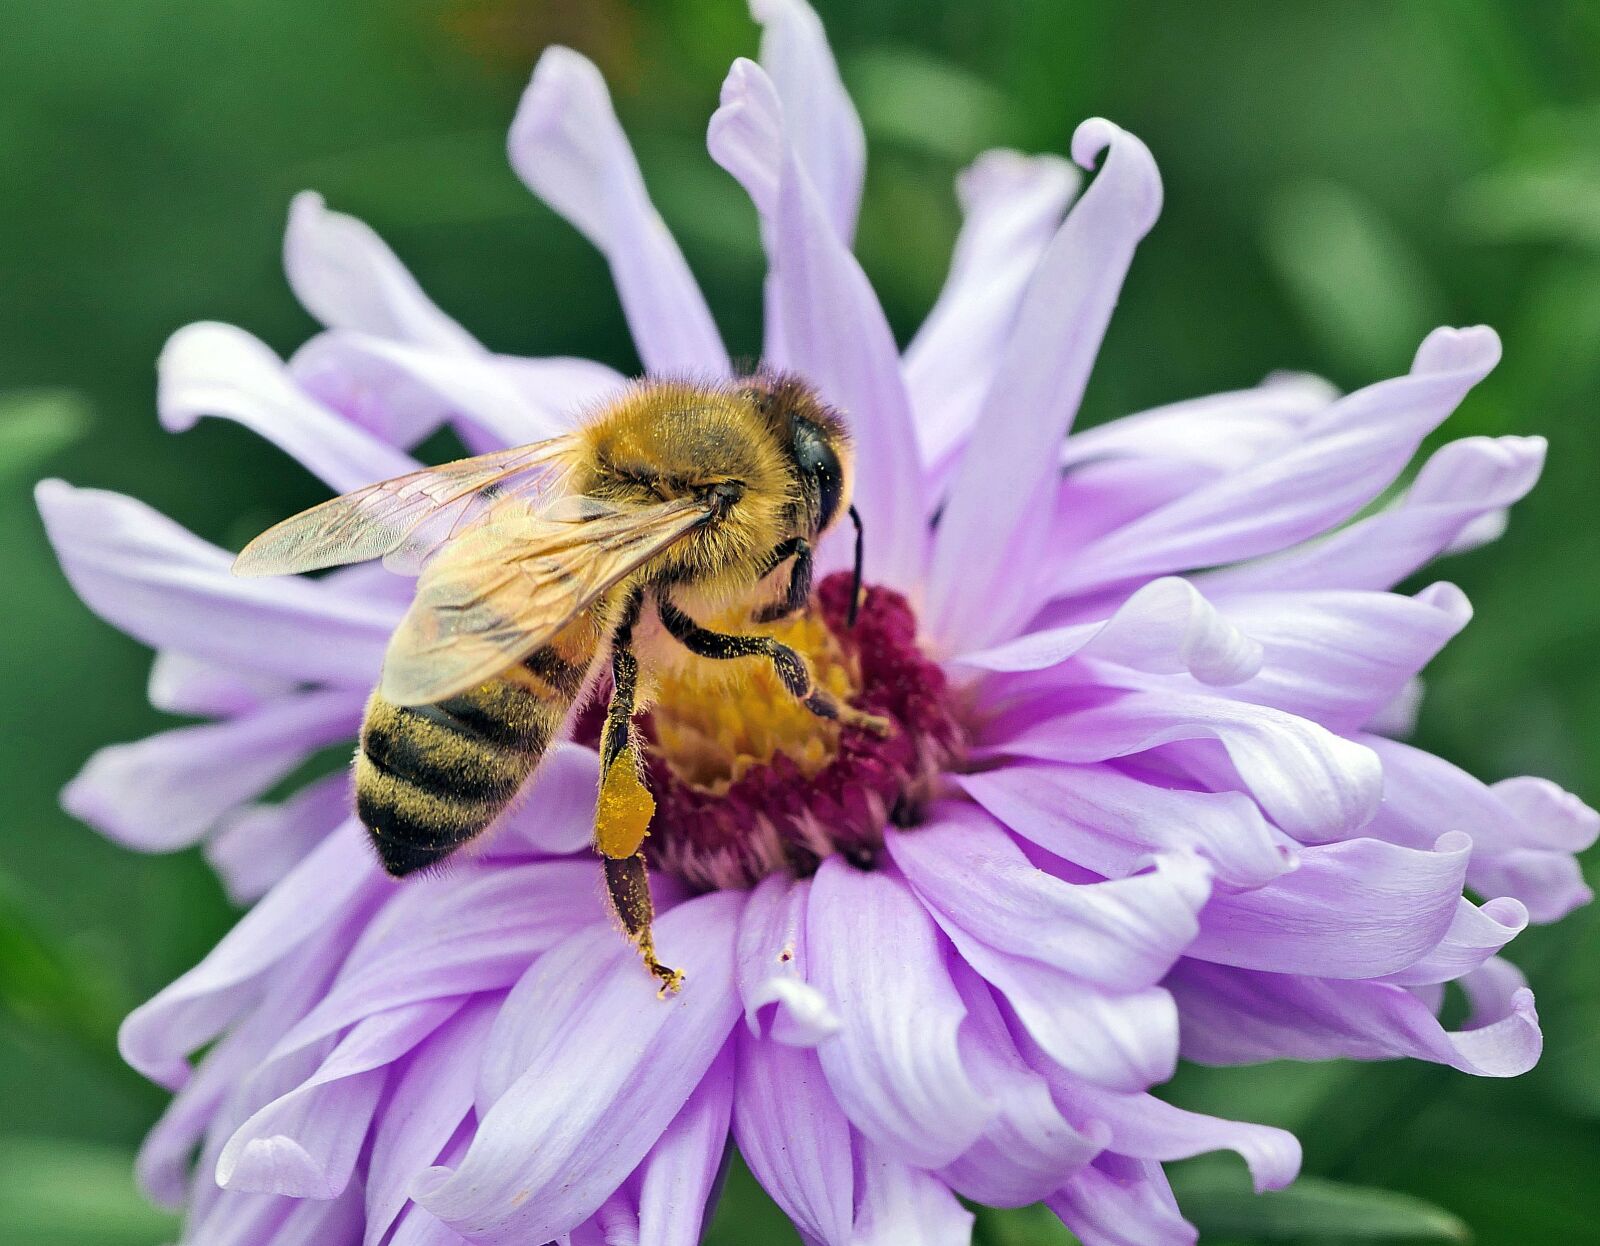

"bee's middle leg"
[657,596,892,737]
[754,536,812,622]
[596,590,680,993]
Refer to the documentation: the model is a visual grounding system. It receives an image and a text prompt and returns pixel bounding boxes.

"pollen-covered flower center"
[648,609,858,792]
[637,572,964,891]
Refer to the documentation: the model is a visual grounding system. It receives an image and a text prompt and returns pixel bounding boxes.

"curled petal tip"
[1415,580,1474,628]
[409,1164,454,1205]
[1431,830,1474,857]
[1071,117,1163,229]
[217,1134,337,1198]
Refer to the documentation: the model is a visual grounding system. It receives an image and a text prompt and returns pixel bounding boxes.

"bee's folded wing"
[231,436,579,578]
[379,495,711,706]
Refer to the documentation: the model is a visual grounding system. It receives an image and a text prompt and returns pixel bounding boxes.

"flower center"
[639,572,964,890]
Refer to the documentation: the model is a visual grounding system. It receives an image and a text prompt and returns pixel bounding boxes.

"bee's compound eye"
[793,420,843,531]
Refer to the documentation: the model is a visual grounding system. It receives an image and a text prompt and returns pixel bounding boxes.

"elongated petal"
[38,480,400,685]
[1049,1155,1196,1246]
[184,1183,367,1246]
[285,192,479,352]
[733,1029,854,1246]
[510,48,727,376]
[955,576,1262,685]
[218,998,460,1198]
[1381,896,1529,987]
[852,1137,974,1246]
[988,686,1382,843]
[888,808,1209,989]
[267,861,602,1074]
[63,688,363,852]
[634,1044,735,1246]
[1200,434,1546,594]
[904,151,1079,472]
[710,58,927,589]
[366,1000,498,1246]
[414,893,743,1244]
[928,119,1162,651]
[119,821,384,1088]
[1169,958,1542,1076]
[1201,583,1471,732]
[751,0,864,242]
[1062,373,1337,474]
[1053,1080,1300,1193]
[1362,735,1598,922]
[135,909,362,1207]
[206,772,352,905]
[1056,326,1502,596]
[148,650,291,718]
[1190,834,1471,978]
[290,331,604,453]
[736,872,839,1045]
[481,744,604,859]
[807,859,991,1167]
[958,760,1293,888]
[934,911,1179,1092]
[159,322,419,491]
[940,962,1108,1207]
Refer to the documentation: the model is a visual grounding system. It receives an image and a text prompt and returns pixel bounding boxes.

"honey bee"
[234,374,886,990]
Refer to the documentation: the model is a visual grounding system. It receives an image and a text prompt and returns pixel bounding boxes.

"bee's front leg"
[657,596,892,738]
[753,536,812,622]
[595,589,681,994]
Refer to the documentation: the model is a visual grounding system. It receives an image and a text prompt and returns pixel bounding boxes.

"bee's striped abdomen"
[356,640,593,876]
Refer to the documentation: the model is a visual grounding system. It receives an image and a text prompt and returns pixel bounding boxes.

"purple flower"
[39,2,1597,1243]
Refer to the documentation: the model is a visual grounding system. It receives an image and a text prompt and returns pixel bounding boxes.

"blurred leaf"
[0,391,90,484]
[1456,104,1600,249]
[1526,905,1600,1120]
[846,46,1018,161]
[973,1202,1078,1246]
[1173,1167,1469,1243]
[289,128,531,227]
[1264,181,1444,376]
[703,1150,802,1246]
[0,1136,177,1245]
[0,871,126,1059]
[1498,256,1600,410]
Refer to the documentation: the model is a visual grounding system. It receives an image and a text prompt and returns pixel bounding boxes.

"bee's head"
[743,373,853,539]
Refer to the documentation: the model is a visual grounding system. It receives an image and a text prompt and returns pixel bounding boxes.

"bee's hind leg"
[657,596,893,738]
[595,590,682,994]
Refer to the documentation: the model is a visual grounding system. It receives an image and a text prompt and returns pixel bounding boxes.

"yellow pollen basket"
[595,748,657,859]
[650,610,860,793]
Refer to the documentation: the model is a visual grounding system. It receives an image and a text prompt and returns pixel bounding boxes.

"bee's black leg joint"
[754,537,812,622]
[656,594,890,737]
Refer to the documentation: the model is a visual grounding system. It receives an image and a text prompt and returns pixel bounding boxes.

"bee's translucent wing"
[232,437,581,578]
[379,494,712,706]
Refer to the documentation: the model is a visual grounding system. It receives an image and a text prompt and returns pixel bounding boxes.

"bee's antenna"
[847,505,865,627]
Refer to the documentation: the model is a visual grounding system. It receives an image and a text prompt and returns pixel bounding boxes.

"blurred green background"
[1,1,1596,1243]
